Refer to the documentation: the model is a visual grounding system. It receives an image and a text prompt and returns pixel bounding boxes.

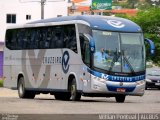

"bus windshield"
[93,30,145,74]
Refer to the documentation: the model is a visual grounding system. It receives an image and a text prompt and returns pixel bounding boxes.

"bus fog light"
[93,84,100,89]
[93,76,97,79]
[138,88,145,93]
[98,79,106,83]
[93,76,106,83]
[136,80,145,85]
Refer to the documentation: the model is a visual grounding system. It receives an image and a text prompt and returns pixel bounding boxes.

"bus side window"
[45,27,52,48]
[49,29,56,48]
[6,29,16,50]
[30,29,36,49]
[64,25,77,53]
[12,30,18,50]
[55,32,63,48]
[23,29,31,49]
[39,28,45,49]
[16,30,22,49]
[53,26,64,48]
[80,35,90,66]
[34,29,40,49]
[18,29,26,49]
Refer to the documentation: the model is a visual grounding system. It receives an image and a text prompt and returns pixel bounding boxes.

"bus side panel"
[39,49,63,90]
[61,49,84,91]
[3,65,18,89]
[80,65,92,92]
[47,65,63,89]
[3,48,18,89]
[66,64,84,91]
[22,49,63,90]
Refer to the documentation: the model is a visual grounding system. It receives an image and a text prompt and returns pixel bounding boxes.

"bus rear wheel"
[70,78,81,101]
[18,77,35,99]
[115,95,126,103]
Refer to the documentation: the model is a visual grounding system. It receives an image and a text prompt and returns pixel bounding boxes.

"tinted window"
[77,24,92,35]
[5,24,77,53]
[80,34,90,65]
[64,25,77,52]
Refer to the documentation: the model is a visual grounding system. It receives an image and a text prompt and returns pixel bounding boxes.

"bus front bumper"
[82,75,146,96]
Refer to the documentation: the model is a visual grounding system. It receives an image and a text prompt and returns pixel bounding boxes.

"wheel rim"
[71,84,76,98]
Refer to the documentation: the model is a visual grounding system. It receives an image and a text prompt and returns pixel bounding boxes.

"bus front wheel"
[18,77,35,99]
[115,95,126,103]
[70,78,81,101]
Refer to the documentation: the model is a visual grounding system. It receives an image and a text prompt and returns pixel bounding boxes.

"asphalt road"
[0,87,160,120]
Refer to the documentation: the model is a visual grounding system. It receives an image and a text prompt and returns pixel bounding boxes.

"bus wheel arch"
[68,74,81,101]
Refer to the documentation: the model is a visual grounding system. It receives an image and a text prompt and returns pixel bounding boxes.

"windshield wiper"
[122,50,136,75]
[108,50,120,72]
[108,50,136,75]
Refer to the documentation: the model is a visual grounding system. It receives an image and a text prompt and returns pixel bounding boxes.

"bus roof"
[29,15,142,32]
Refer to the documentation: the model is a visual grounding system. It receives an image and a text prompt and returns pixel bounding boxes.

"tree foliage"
[116,8,160,65]
[113,0,160,9]
[127,0,139,8]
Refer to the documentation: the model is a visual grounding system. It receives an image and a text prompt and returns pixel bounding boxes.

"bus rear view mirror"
[83,34,95,53]
[145,38,155,55]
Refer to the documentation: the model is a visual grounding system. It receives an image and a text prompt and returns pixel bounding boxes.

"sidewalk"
[0,87,18,97]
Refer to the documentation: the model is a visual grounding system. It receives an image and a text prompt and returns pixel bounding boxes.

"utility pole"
[41,0,46,19]
[19,0,65,19]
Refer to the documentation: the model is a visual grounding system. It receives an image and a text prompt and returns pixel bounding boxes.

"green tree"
[127,0,139,8]
[112,1,128,8]
[136,1,152,10]
[116,8,160,65]
[112,0,160,10]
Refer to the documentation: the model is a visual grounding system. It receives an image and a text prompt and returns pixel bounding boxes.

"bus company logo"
[106,20,125,28]
[101,74,109,80]
[119,82,123,86]
[62,51,70,74]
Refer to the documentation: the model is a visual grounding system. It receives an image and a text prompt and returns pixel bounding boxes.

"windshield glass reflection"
[93,30,145,73]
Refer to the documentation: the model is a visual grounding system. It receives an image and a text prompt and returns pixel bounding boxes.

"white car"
[146,68,160,90]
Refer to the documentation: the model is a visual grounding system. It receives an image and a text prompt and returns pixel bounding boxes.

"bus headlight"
[93,76,106,84]
[136,80,145,85]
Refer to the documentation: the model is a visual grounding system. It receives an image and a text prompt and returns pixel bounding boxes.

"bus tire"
[115,95,125,103]
[70,78,81,101]
[18,77,35,99]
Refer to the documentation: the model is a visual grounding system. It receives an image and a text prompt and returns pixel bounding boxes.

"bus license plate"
[117,88,126,92]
